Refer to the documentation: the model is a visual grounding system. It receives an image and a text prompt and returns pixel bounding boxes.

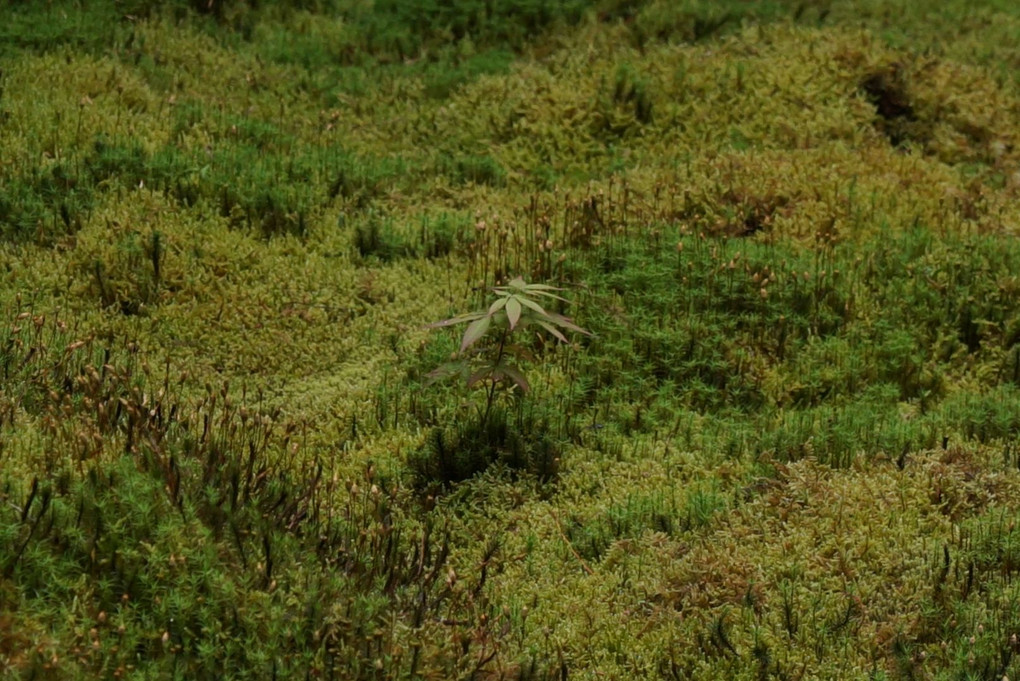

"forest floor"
[3,1,1020,678]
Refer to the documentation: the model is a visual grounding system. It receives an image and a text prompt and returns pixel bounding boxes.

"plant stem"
[482,328,508,424]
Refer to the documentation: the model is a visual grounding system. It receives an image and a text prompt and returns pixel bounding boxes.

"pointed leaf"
[503,343,536,363]
[526,288,569,303]
[426,360,469,385]
[425,311,485,329]
[460,315,492,353]
[545,312,591,335]
[516,295,548,316]
[535,320,568,344]
[498,364,531,393]
[506,296,522,330]
[488,297,509,315]
[467,367,493,389]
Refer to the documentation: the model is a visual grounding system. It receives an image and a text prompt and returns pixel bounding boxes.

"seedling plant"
[427,276,590,423]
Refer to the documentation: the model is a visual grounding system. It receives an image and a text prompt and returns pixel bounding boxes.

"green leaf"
[534,320,568,344]
[488,296,509,315]
[503,343,536,363]
[426,311,485,329]
[460,315,492,353]
[497,363,530,392]
[524,288,569,303]
[467,366,493,388]
[426,360,469,384]
[545,312,591,335]
[506,296,522,329]
[516,295,548,317]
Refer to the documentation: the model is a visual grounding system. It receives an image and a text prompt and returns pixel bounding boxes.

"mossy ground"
[3,1,1020,678]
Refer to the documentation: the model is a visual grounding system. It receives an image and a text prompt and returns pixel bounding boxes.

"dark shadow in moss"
[859,64,924,148]
[409,407,561,493]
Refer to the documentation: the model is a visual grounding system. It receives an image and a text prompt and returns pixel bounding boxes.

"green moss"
[6,0,1020,678]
